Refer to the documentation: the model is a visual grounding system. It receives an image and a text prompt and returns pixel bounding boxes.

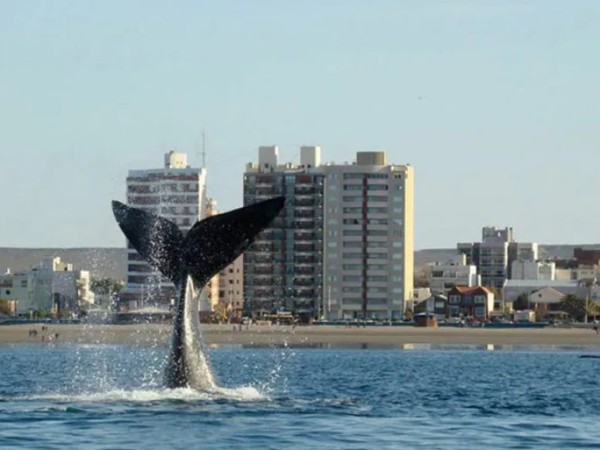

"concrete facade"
[217,255,244,321]
[6,257,94,315]
[510,260,555,280]
[458,227,538,290]
[243,146,325,322]
[429,254,479,295]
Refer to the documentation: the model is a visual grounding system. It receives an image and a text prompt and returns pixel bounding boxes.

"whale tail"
[111,196,286,286]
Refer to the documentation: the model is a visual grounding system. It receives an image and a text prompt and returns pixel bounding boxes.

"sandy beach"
[2,323,600,348]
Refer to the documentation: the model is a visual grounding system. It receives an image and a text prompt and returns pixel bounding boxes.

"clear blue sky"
[1,1,598,249]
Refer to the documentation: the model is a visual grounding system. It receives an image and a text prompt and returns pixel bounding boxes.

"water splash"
[14,385,266,404]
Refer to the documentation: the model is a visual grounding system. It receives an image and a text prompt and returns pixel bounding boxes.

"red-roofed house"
[446,286,495,320]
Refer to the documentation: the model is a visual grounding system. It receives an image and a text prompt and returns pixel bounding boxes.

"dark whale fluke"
[112,196,285,389]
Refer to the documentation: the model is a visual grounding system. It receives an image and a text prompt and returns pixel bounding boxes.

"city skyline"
[1,1,599,249]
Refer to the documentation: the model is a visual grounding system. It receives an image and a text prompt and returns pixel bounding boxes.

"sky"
[1,1,599,250]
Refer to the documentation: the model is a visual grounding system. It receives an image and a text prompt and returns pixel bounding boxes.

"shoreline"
[2,323,600,349]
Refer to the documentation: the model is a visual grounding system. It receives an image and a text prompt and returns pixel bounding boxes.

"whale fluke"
[112,196,285,388]
[112,201,185,284]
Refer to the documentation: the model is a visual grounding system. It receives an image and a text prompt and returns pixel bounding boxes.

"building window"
[343,275,362,282]
[367,275,388,282]
[367,184,388,191]
[343,173,364,180]
[366,195,387,202]
[449,295,461,304]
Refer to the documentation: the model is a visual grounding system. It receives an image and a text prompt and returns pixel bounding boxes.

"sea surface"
[1,341,600,449]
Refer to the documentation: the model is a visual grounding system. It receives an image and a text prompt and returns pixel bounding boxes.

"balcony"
[294,256,317,264]
[295,221,316,229]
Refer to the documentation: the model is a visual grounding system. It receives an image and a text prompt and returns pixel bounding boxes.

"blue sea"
[1,342,600,449]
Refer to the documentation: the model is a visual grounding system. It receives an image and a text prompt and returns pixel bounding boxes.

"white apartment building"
[510,260,555,280]
[429,254,479,295]
[323,151,414,321]
[120,151,208,310]
[479,231,510,290]
[458,227,538,290]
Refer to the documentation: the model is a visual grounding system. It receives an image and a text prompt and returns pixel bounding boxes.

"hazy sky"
[1,1,598,249]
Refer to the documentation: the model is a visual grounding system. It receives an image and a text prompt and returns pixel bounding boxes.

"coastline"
[2,323,600,349]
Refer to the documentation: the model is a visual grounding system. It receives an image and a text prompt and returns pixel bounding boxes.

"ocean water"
[1,342,600,449]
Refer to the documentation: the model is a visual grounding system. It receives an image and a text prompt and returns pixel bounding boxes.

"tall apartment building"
[322,152,414,321]
[243,146,324,322]
[243,146,415,322]
[458,226,538,290]
[119,151,208,310]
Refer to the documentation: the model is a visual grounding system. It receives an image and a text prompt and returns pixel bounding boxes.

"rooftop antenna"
[201,130,206,168]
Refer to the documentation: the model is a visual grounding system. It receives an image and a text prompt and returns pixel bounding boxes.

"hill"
[1,244,598,281]
[0,248,127,280]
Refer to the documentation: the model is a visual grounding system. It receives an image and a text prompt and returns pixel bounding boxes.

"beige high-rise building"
[218,255,244,321]
[204,198,221,314]
[204,199,244,321]
[120,151,208,310]
[322,152,414,320]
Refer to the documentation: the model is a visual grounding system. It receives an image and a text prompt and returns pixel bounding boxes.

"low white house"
[503,280,580,302]
[528,286,566,306]
[9,257,94,315]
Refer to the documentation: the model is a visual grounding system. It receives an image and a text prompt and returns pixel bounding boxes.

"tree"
[414,266,431,288]
[0,300,12,316]
[558,294,600,322]
[513,293,530,311]
[90,278,124,307]
[90,278,124,295]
